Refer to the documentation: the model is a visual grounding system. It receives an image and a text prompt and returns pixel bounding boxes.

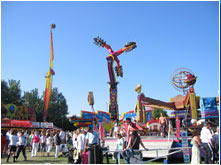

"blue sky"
[2,1,219,116]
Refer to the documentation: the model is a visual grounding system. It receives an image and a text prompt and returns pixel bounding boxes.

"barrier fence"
[103,147,192,164]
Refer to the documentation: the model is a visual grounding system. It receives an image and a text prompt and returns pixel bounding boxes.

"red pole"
[176,116,180,140]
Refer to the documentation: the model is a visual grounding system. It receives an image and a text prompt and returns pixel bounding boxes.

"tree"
[1,80,9,104]
[1,79,23,105]
[46,88,69,129]
[153,108,168,120]
[23,88,43,121]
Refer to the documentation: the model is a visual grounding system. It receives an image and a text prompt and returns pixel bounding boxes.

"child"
[81,148,88,164]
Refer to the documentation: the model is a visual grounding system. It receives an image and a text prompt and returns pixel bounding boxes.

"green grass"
[1,151,68,164]
[1,150,189,164]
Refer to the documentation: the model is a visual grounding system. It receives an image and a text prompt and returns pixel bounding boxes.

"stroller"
[68,147,81,164]
[60,144,69,156]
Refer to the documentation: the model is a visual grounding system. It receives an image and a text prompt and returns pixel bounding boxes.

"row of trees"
[1,79,75,130]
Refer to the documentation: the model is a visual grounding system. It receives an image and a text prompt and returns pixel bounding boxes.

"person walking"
[200,122,214,164]
[31,131,40,157]
[123,130,149,164]
[6,130,18,162]
[46,132,53,157]
[54,130,61,158]
[16,131,27,161]
[191,129,201,164]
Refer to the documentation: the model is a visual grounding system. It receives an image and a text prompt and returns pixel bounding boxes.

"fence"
[103,147,192,164]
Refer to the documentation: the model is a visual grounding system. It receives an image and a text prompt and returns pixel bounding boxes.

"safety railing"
[103,147,192,164]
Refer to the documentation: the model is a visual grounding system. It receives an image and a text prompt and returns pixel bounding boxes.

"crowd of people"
[191,122,219,164]
[1,127,101,163]
[1,120,219,164]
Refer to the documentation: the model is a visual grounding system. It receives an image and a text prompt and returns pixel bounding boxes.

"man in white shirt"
[85,127,101,164]
[200,122,214,164]
[85,127,100,146]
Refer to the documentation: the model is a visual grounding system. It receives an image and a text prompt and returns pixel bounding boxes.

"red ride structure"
[94,37,136,120]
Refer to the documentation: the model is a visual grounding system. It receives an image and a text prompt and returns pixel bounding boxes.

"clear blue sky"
[2,1,219,117]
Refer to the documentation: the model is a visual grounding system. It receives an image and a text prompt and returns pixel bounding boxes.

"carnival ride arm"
[115,42,137,56]
[94,36,114,54]
[103,43,114,54]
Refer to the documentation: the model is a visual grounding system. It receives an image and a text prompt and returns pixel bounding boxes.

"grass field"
[1,150,187,164]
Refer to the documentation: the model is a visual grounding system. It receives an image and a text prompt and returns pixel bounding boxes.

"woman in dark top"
[123,130,149,163]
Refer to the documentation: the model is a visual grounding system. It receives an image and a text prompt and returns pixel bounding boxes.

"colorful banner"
[97,111,111,123]
[1,119,12,127]
[81,110,97,120]
[200,97,218,118]
[11,120,33,128]
[1,104,35,121]
[121,110,136,121]
[40,122,54,128]
[32,122,40,128]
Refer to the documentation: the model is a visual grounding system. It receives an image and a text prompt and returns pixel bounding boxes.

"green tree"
[23,88,43,121]
[153,108,168,120]
[46,88,69,129]
[1,79,23,105]
[1,80,9,104]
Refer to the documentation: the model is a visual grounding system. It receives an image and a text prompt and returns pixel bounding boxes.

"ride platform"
[104,135,177,158]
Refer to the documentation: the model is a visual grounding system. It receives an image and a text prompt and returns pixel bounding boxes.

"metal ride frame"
[94,37,136,120]
[103,147,192,164]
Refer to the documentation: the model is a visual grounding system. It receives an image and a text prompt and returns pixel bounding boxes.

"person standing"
[200,122,214,164]
[59,129,65,143]
[191,129,201,164]
[113,123,119,138]
[114,133,126,164]
[1,132,7,156]
[85,127,100,163]
[46,132,53,157]
[212,126,219,163]
[6,130,18,162]
[6,129,12,151]
[77,129,86,161]
[85,127,100,147]
[16,131,27,161]
[54,130,61,158]
[31,131,40,157]
[27,130,34,152]
[159,113,168,137]
[123,130,149,164]
[72,130,79,149]
[40,132,47,156]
